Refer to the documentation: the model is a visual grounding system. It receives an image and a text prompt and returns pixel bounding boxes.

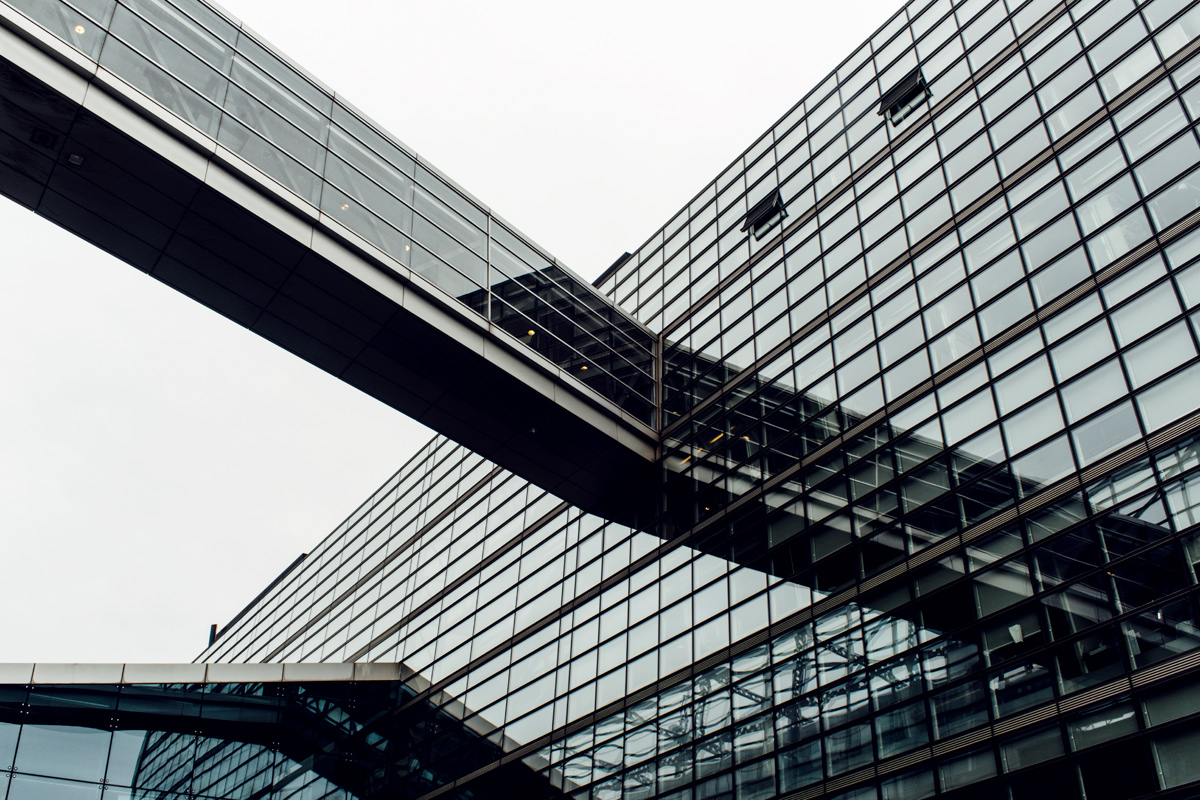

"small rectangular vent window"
[879,67,931,125]
[741,189,786,240]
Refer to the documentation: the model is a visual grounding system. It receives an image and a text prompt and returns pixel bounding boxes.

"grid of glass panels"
[0,678,568,800]
[0,682,356,800]
[197,433,820,746]
[198,428,1200,799]
[659,0,1194,411]
[187,0,1200,797]
[650,0,1200,527]
[600,0,1200,428]
[515,432,1200,799]
[0,0,656,422]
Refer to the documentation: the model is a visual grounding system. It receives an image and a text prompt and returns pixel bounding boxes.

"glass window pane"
[1004,395,1065,455]
[1110,282,1181,345]
[1071,400,1141,465]
[1137,363,1200,431]
[1061,359,1127,422]
[994,356,1053,415]
[14,725,111,783]
[8,776,100,800]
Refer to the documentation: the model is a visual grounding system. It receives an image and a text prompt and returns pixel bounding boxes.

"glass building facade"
[4,0,1200,797]
[0,663,574,799]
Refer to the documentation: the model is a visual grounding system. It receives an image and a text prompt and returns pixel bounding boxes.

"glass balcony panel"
[324,154,412,232]
[227,59,328,154]
[123,0,234,65]
[7,0,111,57]
[216,115,321,204]
[99,36,222,136]
[320,183,411,264]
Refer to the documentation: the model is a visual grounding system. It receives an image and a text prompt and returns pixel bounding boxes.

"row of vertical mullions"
[344,469,537,668]
[677,231,1199,582]
[480,232,659,416]
[657,21,1032,412]
[659,0,1081,366]
[542,462,1200,800]
[540,448,1195,800]
[485,291,656,420]
[600,0,903,316]
[490,252,656,374]
[486,257,658,395]
[501,402,1200,796]
[401,524,756,739]
[657,0,1190,441]
[600,0,1020,314]
[607,0,1025,334]
[357,477,540,668]
[667,208,1200,614]
[204,438,481,664]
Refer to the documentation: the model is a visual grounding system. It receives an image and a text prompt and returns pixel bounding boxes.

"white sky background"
[0,0,903,662]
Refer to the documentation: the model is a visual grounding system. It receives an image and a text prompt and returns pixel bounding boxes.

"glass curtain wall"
[43,0,1200,796]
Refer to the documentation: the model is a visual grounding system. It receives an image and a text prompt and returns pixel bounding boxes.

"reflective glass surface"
[7,0,1200,797]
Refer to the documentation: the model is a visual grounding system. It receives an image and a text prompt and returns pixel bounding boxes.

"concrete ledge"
[88,67,217,161]
[354,662,402,682]
[33,663,124,684]
[82,75,212,179]
[0,664,33,684]
[0,6,94,89]
[205,662,284,683]
[204,155,315,249]
[283,662,354,681]
[122,663,207,684]
[0,662,416,685]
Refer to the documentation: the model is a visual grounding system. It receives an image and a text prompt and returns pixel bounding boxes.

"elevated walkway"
[0,661,572,798]
[0,0,659,521]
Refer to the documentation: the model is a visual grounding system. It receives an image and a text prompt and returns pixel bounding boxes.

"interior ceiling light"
[581,365,588,370]
[74,24,85,34]
[527,330,535,336]
[340,203,349,210]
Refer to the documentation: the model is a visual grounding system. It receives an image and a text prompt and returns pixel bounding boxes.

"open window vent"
[741,189,786,241]
[879,67,931,125]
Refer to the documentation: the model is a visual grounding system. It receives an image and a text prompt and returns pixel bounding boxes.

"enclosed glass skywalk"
[0,0,661,521]
[0,0,656,426]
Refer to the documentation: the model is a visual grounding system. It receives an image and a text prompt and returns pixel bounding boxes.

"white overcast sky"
[0,0,903,663]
